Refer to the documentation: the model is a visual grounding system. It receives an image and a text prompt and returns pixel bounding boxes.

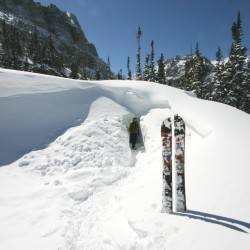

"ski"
[161,117,173,213]
[174,115,186,212]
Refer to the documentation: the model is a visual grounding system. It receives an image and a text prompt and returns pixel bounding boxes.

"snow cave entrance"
[126,116,145,150]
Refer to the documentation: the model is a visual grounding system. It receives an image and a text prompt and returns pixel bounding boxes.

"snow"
[0,68,250,249]
[0,10,15,23]
[66,11,75,25]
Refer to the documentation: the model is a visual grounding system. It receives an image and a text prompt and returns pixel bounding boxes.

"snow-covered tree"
[192,43,206,97]
[210,47,226,102]
[184,43,209,97]
[222,12,249,111]
[143,54,151,81]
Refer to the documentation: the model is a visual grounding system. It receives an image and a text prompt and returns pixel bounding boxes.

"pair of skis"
[161,115,186,213]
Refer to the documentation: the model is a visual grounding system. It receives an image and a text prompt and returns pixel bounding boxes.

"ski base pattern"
[161,118,173,213]
[174,115,186,212]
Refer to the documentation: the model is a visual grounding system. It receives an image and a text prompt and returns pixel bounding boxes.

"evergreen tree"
[223,11,249,111]
[29,28,40,65]
[127,56,132,80]
[107,56,112,79]
[157,53,166,84]
[183,43,210,98]
[216,46,223,63]
[81,68,88,80]
[95,70,101,80]
[210,47,226,102]
[194,44,209,98]
[136,27,142,80]
[183,57,194,90]
[1,24,24,69]
[0,41,4,67]
[54,52,64,72]
[195,42,201,58]
[143,54,150,81]
[70,62,78,79]
[41,35,51,66]
[245,61,250,113]
[23,47,30,71]
[10,26,22,69]
[148,40,156,82]
[184,43,201,96]
[117,69,123,80]
[2,23,11,68]
[47,35,56,65]
[0,20,8,67]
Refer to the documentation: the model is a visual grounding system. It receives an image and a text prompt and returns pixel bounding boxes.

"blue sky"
[39,0,250,73]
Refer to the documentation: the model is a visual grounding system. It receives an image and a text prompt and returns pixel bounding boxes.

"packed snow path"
[0,69,250,250]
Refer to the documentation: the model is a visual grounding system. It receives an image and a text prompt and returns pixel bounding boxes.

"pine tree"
[0,20,8,67]
[70,62,78,79]
[48,35,56,65]
[184,43,207,97]
[107,56,112,79]
[81,68,88,80]
[245,61,250,113]
[136,27,142,80]
[143,54,150,81]
[148,40,156,82]
[0,22,16,68]
[117,69,123,80]
[216,46,223,63]
[95,70,101,80]
[195,42,201,57]
[194,43,210,98]
[223,11,249,111]
[29,27,40,65]
[127,56,132,80]
[157,53,166,84]
[0,24,23,69]
[0,41,4,67]
[54,52,64,72]
[210,47,226,102]
[10,26,22,69]
[23,47,30,71]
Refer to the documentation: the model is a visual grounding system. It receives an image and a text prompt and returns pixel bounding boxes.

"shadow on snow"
[174,210,250,233]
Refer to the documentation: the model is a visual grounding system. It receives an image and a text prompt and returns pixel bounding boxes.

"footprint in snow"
[18,161,30,167]
[128,220,148,239]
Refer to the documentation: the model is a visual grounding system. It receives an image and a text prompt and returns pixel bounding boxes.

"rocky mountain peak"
[0,0,109,78]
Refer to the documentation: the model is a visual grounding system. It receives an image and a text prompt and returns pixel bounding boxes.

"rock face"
[0,0,109,78]
[164,55,214,88]
[165,55,188,87]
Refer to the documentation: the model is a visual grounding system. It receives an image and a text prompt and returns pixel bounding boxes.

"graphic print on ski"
[161,118,173,213]
[174,115,186,212]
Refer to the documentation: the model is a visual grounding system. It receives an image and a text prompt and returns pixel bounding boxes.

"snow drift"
[0,68,250,250]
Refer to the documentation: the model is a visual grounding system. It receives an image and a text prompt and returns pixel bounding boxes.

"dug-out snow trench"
[0,87,151,166]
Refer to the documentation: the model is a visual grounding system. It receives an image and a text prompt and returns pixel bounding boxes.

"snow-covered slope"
[0,68,250,250]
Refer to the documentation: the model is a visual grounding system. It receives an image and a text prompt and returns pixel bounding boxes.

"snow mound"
[17,97,133,176]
